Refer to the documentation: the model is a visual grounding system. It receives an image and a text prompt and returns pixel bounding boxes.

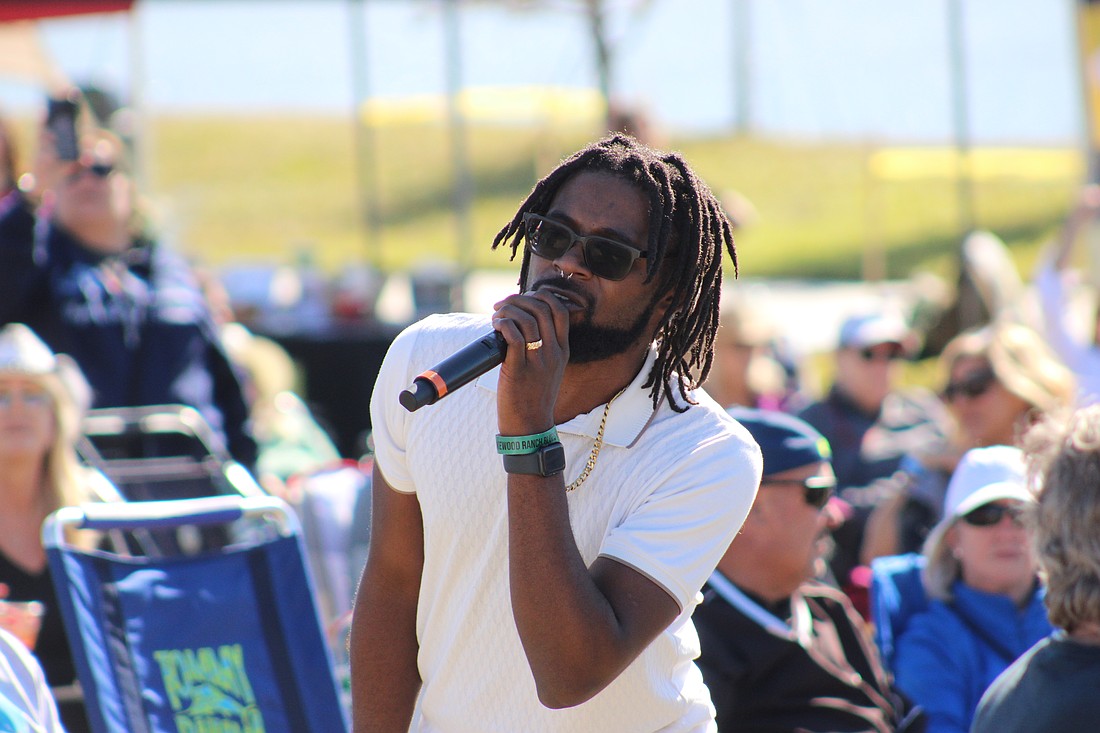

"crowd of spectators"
[3,86,1100,731]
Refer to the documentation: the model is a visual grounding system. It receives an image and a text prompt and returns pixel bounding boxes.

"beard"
[526,273,667,363]
[568,305,655,363]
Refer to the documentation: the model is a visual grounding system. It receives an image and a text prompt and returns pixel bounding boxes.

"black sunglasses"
[960,502,1026,528]
[522,212,647,281]
[943,368,997,402]
[68,161,115,181]
[761,475,836,509]
[857,345,904,362]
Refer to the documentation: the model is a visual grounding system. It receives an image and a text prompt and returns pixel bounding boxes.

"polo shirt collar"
[476,346,662,448]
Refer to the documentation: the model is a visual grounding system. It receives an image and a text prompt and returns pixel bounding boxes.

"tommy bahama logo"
[153,644,265,732]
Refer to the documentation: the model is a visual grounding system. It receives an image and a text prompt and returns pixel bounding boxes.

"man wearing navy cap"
[694,408,924,732]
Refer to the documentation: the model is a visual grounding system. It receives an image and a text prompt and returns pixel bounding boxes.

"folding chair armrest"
[43,495,297,547]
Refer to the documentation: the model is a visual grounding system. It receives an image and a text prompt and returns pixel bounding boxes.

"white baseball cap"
[0,323,58,375]
[943,445,1034,521]
[837,311,913,352]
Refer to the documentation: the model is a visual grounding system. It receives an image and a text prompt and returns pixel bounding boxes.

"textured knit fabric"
[0,628,65,733]
[693,578,917,733]
[972,633,1100,733]
[893,580,1052,733]
[370,313,762,733]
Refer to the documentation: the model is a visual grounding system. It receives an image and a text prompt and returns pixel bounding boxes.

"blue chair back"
[44,496,349,733]
[869,552,929,674]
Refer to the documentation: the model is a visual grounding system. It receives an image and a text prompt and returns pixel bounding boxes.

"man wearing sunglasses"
[798,311,952,598]
[0,102,255,469]
[352,134,763,732]
[694,407,923,732]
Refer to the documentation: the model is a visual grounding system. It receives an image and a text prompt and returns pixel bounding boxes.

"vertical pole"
[127,1,149,190]
[349,0,381,269]
[947,0,982,330]
[444,0,473,278]
[733,0,751,135]
[1075,0,1100,284]
[1077,0,1100,183]
[947,0,975,236]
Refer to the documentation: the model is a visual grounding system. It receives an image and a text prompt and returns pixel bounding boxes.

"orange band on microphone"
[419,370,448,398]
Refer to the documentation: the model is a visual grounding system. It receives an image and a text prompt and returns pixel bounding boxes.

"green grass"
[140,114,1079,283]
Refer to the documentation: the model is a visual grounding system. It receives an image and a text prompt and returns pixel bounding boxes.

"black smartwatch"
[502,442,566,477]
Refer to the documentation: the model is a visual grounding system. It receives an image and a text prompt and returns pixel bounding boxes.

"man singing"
[350,134,762,732]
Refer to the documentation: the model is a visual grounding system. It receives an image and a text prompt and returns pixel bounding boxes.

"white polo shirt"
[370,313,761,733]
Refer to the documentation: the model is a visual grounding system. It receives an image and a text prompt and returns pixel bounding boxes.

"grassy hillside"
[142,114,1078,283]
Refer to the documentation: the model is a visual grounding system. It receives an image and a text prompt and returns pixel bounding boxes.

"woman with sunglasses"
[861,321,1075,565]
[892,445,1052,733]
[940,322,1073,450]
[0,97,256,468]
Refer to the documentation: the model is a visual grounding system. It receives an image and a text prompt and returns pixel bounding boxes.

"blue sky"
[0,0,1084,143]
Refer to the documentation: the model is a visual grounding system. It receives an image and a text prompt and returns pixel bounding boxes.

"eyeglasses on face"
[943,368,996,402]
[857,345,904,363]
[522,212,647,281]
[960,502,1026,528]
[0,388,52,410]
[761,475,836,510]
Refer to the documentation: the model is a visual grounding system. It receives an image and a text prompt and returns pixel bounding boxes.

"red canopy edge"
[0,1,134,23]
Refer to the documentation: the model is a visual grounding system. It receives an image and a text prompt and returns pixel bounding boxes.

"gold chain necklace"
[565,388,626,493]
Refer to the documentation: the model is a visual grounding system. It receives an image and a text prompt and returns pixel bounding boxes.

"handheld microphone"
[399,331,507,412]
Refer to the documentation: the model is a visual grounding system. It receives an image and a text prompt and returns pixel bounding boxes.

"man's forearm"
[349,580,422,733]
[505,473,678,709]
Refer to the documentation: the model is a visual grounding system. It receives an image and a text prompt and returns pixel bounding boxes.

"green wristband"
[496,427,559,455]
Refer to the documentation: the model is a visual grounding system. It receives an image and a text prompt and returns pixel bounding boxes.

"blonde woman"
[862,321,1076,564]
[0,323,94,732]
[940,321,1075,449]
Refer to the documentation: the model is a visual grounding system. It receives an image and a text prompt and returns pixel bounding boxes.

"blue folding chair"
[43,495,349,733]
[869,552,929,675]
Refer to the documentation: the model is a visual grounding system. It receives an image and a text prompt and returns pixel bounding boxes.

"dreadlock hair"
[490,133,737,412]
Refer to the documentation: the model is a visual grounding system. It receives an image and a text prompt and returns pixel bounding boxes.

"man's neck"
[832,383,883,418]
[714,560,800,606]
[553,345,651,424]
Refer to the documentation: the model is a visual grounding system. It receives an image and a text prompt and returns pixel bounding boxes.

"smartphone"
[46,96,80,161]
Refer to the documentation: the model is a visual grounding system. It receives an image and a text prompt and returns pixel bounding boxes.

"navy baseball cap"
[728,407,832,477]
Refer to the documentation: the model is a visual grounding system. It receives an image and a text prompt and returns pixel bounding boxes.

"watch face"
[542,443,566,476]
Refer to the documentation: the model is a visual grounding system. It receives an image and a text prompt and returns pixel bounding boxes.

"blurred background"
[0,0,1091,455]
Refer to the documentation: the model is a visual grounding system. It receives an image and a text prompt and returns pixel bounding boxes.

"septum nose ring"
[558,268,573,280]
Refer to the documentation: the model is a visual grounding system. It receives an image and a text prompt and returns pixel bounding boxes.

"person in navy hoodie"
[0,103,255,467]
[893,445,1052,733]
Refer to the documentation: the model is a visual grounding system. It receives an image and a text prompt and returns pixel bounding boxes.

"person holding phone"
[0,94,256,468]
